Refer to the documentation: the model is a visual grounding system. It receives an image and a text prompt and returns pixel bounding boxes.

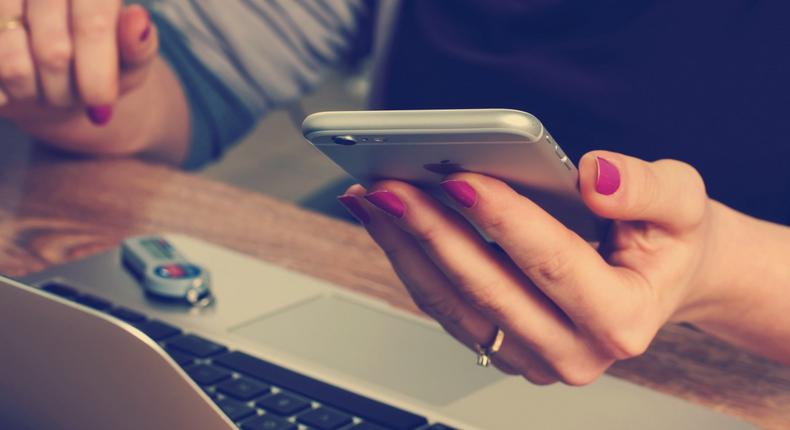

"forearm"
[10,58,190,165]
[691,201,790,364]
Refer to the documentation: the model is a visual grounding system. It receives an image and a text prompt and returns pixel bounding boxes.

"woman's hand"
[0,1,158,128]
[0,1,188,163]
[339,151,732,385]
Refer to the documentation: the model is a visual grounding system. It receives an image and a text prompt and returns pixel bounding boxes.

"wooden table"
[1,139,788,429]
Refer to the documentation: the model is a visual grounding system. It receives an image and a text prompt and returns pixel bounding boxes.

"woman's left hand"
[338,150,727,385]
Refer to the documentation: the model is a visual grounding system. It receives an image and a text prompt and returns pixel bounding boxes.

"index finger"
[439,173,646,328]
[71,0,122,106]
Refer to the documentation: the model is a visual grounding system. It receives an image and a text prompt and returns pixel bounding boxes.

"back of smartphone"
[302,109,603,242]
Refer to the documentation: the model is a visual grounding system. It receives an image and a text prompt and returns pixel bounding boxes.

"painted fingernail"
[440,180,477,208]
[140,23,152,42]
[337,195,370,224]
[595,156,621,195]
[139,8,152,42]
[86,105,113,126]
[365,191,406,218]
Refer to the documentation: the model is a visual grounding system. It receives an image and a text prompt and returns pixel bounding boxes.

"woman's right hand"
[0,1,158,128]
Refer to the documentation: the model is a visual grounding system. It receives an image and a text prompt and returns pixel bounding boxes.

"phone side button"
[560,156,573,170]
[554,144,567,160]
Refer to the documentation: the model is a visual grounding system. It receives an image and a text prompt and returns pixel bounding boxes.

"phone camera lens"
[332,135,357,146]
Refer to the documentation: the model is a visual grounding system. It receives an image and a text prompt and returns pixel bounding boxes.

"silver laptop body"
[2,234,753,429]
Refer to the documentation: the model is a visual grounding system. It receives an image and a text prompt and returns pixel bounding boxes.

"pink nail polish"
[440,180,477,208]
[364,191,406,218]
[139,8,152,42]
[86,106,113,126]
[140,24,152,42]
[337,195,370,224]
[595,156,621,195]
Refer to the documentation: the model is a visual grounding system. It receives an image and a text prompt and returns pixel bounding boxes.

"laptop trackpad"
[230,295,504,406]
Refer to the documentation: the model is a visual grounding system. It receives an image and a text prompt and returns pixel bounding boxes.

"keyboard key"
[216,376,271,401]
[256,392,310,416]
[166,347,196,367]
[40,282,79,299]
[347,423,389,430]
[186,364,232,386]
[216,397,256,422]
[241,414,296,430]
[214,352,427,430]
[74,294,113,311]
[135,320,181,341]
[167,334,227,358]
[109,307,147,324]
[298,407,352,430]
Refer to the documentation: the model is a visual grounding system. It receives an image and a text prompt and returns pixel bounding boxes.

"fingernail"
[440,180,477,208]
[365,191,406,218]
[139,8,152,42]
[337,195,370,224]
[86,105,113,126]
[595,156,621,195]
[140,23,152,42]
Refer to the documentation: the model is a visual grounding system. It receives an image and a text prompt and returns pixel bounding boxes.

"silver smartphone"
[302,109,603,242]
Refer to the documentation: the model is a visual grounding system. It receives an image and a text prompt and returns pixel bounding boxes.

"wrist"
[672,200,750,325]
[9,58,188,165]
[675,202,790,363]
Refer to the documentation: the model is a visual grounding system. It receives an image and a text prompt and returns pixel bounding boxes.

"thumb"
[117,5,159,83]
[578,151,708,232]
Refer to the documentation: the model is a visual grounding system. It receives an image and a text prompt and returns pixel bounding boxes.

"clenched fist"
[0,1,158,126]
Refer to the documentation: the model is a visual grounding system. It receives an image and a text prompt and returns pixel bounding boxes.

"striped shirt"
[150,0,376,168]
[149,0,790,223]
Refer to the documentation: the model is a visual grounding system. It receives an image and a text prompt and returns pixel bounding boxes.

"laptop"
[0,234,754,429]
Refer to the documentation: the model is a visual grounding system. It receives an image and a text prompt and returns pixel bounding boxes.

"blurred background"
[200,70,369,204]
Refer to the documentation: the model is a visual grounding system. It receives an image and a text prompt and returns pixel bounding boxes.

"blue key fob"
[121,235,213,307]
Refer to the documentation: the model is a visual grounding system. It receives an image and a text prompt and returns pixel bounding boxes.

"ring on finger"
[475,327,505,367]
[0,16,24,32]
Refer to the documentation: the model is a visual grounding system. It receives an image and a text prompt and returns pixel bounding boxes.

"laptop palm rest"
[230,294,504,405]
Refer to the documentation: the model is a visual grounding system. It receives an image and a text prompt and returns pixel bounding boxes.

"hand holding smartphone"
[302,109,604,242]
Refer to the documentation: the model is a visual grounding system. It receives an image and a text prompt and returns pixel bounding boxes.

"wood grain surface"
[0,149,788,429]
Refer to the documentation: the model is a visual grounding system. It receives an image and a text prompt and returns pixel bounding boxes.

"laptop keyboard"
[39,281,456,430]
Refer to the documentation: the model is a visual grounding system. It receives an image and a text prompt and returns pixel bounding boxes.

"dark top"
[374,0,790,224]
